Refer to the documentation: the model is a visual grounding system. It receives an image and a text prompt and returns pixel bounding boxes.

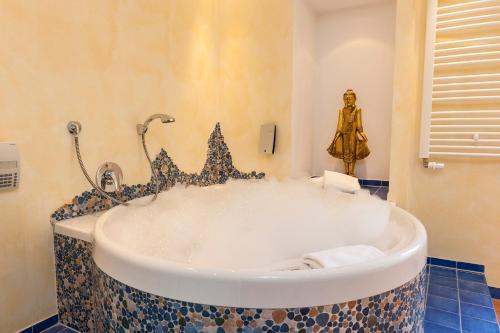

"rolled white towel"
[302,245,384,269]
[323,170,360,193]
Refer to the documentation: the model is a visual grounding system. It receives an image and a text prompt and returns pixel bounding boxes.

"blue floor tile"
[430,275,458,289]
[425,307,461,330]
[33,315,59,333]
[19,328,32,333]
[459,290,494,308]
[460,302,498,323]
[431,267,457,278]
[424,321,461,333]
[459,279,490,295]
[461,316,500,333]
[427,295,459,313]
[458,271,486,284]
[424,264,499,333]
[429,284,459,300]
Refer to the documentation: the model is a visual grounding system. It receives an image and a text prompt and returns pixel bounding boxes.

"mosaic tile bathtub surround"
[52,121,427,332]
[91,265,426,333]
[53,230,426,333]
[54,230,426,333]
[54,234,94,333]
[50,123,264,223]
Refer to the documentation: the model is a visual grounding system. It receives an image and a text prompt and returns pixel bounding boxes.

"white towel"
[322,170,360,193]
[302,245,384,269]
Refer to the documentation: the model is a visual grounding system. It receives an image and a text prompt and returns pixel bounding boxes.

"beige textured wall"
[389,0,500,287]
[0,1,292,332]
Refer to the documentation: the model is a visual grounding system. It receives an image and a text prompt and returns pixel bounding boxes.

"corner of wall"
[388,0,427,208]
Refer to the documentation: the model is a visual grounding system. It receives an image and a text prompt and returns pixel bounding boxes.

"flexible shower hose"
[74,136,129,206]
[141,133,160,202]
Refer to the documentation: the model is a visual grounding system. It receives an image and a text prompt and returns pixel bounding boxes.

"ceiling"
[306,0,393,13]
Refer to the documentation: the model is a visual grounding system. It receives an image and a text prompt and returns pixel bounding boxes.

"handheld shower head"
[136,114,175,135]
[137,113,175,203]
[160,115,175,124]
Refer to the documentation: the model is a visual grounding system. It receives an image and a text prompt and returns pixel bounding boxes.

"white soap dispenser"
[0,143,20,190]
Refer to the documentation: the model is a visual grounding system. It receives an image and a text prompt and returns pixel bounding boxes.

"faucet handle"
[96,162,123,193]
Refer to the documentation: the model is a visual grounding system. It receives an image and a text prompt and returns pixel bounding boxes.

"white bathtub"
[92,180,427,309]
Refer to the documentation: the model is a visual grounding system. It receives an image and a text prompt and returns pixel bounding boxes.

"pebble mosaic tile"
[50,123,264,224]
[42,263,500,333]
[53,233,428,333]
[54,234,94,332]
[92,264,426,333]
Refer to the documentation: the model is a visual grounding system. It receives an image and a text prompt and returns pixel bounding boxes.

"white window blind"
[420,0,500,158]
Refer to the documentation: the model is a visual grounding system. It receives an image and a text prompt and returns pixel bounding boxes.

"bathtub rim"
[93,198,427,308]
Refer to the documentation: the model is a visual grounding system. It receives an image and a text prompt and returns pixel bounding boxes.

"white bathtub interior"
[99,179,393,271]
[90,178,426,307]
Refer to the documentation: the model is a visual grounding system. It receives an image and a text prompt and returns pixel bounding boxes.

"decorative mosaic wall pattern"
[92,264,426,333]
[50,123,265,223]
[54,234,94,332]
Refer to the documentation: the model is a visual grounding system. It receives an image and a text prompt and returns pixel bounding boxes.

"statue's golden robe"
[327,107,370,162]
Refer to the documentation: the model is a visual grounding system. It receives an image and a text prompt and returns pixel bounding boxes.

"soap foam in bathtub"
[105,178,391,271]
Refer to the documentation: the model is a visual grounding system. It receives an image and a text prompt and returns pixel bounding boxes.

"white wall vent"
[0,143,20,190]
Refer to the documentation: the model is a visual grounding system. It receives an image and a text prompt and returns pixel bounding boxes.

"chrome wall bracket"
[67,121,82,137]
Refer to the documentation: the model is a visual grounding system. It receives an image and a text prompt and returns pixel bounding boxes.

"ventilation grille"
[0,172,18,189]
[420,0,500,158]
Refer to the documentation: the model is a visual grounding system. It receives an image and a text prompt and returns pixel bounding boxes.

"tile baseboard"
[427,256,485,273]
[18,314,58,333]
[489,286,500,300]
[358,179,389,187]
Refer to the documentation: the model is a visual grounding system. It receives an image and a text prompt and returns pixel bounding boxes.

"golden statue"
[327,89,370,176]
